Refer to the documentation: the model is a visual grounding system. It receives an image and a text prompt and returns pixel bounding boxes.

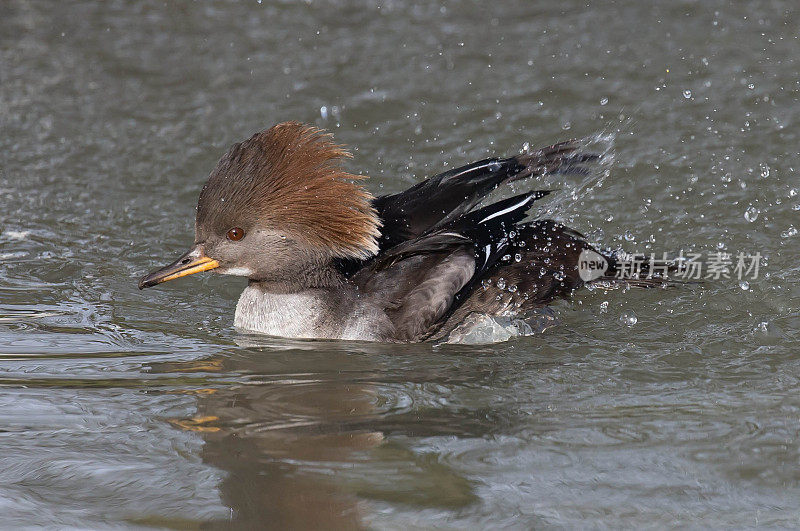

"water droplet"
[683,89,692,99]
[502,254,511,261]
[620,313,638,326]
[553,271,566,281]
[739,280,750,291]
[514,253,522,262]
[600,97,609,105]
[781,226,797,238]
[320,105,328,119]
[759,163,770,178]
[496,278,506,289]
[562,121,572,131]
[624,230,635,241]
[744,206,759,222]
[508,284,518,293]
[600,301,609,313]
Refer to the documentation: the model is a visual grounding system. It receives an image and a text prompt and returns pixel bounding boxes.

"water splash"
[620,312,638,327]
[537,132,616,220]
[445,309,559,344]
[744,206,759,222]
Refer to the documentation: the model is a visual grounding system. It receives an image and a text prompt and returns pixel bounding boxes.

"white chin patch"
[220,267,252,277]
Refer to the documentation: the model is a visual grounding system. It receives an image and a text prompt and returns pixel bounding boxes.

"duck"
[139,121,669,342]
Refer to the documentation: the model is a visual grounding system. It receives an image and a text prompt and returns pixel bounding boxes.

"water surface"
[2,1,799,527]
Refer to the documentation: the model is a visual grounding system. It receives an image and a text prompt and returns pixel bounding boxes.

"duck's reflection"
[151,338,500,528]
[158,341,388,529]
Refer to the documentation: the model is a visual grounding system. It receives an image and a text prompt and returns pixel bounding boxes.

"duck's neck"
[248,261,345,294]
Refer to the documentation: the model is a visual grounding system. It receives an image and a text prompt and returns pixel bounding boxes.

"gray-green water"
[2,1,800,528]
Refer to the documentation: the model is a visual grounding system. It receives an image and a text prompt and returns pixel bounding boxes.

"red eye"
[226,227,245,241]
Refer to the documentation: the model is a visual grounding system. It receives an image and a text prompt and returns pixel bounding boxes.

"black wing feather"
[373,141,596,250]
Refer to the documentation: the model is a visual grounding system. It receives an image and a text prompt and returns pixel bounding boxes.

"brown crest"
[197,122,381,258]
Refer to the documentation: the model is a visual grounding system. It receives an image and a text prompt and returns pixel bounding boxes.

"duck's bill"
[138,247,219,289]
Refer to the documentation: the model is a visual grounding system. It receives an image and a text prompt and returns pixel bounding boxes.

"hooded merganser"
[139,122,669,342]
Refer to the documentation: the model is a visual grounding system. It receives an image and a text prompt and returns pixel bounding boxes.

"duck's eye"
[226,227,245,241]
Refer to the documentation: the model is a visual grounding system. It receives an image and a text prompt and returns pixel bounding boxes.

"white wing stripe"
[438,162,499,186]
[483,244,492,267]
[479,194,535,224]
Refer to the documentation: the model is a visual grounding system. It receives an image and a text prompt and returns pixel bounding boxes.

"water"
[2,1,800,527]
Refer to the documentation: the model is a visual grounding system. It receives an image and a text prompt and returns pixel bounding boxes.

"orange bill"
[139,246,219,289]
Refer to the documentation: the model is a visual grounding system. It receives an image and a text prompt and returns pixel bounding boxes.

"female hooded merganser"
[139,122,669,342]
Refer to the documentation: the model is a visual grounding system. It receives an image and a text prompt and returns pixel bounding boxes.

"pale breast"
[233,285,385,341]
[234,287,327,338]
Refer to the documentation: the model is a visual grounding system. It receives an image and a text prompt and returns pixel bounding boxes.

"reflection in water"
[151,340,488,528]
[194,379,374,529]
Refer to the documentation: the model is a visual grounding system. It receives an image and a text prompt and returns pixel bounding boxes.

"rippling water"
[2,1,799,527]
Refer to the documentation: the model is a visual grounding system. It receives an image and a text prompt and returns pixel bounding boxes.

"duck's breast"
[234,285,386,341]
[233,286,331,339]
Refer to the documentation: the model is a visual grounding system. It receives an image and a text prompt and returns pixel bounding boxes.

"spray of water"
[537,132,616,223]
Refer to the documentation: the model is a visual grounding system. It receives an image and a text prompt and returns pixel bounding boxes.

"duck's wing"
[441,220,595,323]
[352,192,549,341]
[372,140,597,250]
[432,219,684,340]
[351,238,475,342]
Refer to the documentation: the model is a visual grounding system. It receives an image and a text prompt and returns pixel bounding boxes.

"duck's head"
[138,122,380,290]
